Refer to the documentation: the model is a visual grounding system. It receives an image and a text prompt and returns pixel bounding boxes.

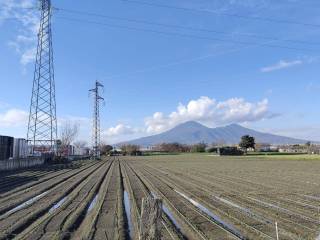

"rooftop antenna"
[89,80,104,160]
[27,0,57,155]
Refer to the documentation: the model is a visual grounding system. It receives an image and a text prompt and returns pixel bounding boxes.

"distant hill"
[118,121,309,147]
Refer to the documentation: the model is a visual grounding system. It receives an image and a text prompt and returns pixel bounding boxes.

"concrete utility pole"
[27,0,57,155]
[89,80,104,160]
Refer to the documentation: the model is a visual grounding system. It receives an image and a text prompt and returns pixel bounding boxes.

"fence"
[0,157,44,171]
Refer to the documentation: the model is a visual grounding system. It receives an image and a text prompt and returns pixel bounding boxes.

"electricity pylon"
[27,0,57,154]
[89,81,104,159]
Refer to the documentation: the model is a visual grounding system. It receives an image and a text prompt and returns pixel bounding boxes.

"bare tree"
[74,140,88,149]
[60,121,79,155]
[120,144,141,156]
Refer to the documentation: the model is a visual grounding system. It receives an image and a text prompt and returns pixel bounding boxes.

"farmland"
[0,155,319,239]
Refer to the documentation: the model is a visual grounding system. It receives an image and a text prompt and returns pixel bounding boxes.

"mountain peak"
[176,121,206,128]
[175,121,243,129]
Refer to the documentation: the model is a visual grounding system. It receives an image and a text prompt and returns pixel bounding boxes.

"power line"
[103,46,264,80]
[2,5,319,47]
[0,6,36,10]
[121,0,320,28]
[2,5,319,52]
[55,7,320,46]
[56,16,316,52]
[4,8,308,80]
[103,36,316,81]
[2,2,320,28]
[0,16,39,21]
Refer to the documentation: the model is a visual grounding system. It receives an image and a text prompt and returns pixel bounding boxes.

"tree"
[191,143,207,153]
[120,144,141,156]
[60,121,79,156]
[74,140,88,149]
[239,135,255,153]
[154,143,190,153]
[305,141,312,154]
[207,147,219,153]
[101,144,113,155]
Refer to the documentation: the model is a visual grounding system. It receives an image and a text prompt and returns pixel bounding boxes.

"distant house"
[256,143,271,152]
[278,145,308,154]
[74,147,90,156]
[61,145,75,156]
[308,145,320,154]
[255,143,279,152]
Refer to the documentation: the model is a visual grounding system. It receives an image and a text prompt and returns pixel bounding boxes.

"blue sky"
[0,0,320,144]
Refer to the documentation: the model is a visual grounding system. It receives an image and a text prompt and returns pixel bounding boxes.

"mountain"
[118,121,309,146]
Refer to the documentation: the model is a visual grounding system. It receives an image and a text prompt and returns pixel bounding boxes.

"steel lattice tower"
[27,0,57,154]
[89,81,104,159]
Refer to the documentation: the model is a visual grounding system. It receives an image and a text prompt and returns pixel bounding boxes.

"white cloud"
[261,59,303,73]
[0,108,91,129]
[103,124,137,137]
[0,108,28,127]
[0,106,93,141]
[20,47,36,65]
[145,96,273,134]
[1,0,39,66]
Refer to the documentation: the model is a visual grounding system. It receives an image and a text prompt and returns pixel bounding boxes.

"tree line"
[153,142,207,153]
[100,135,257,156]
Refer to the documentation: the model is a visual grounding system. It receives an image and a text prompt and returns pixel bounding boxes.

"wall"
[0,157,44,171]
[13,138,28,159]
[0,136,14,160]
